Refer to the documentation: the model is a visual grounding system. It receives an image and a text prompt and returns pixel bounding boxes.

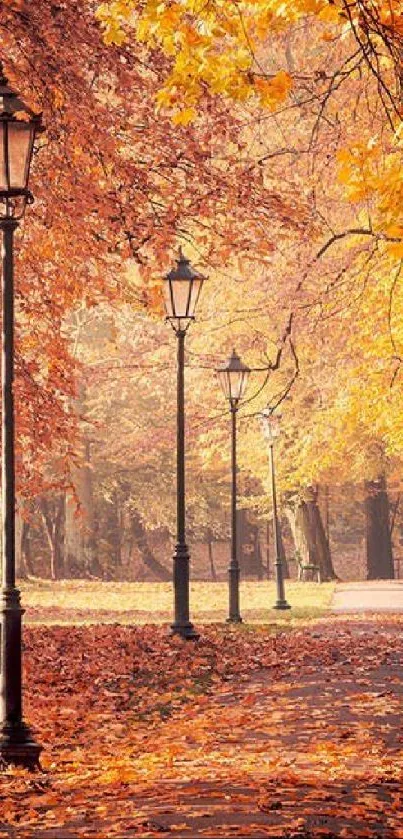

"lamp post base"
[228,564,242,625]
[273,600,291,610]
[0,587,43,769]
[172,542,199,640]
[171,622,199,640]
[0,722,41,769]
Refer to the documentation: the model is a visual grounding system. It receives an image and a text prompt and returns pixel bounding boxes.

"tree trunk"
[237,509,265,578]
[39,496,66,580]
[287,487,337,581]
[323,484,331,545]
[278,526,290,579]
[65,439,101,577]
[16,500,35,578]
[207,530,217,581]
[114,487,124,569]
[256,537,263,581]
[266,517,289,579]
[20,519,34,577]
[131,510,171,581]
[15,505,26,579]
[365,475,394,579]
[119,497,135,571]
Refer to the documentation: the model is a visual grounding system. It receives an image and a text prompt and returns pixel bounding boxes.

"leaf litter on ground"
[0,616,403,836]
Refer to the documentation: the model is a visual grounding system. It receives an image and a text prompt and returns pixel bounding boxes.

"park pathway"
[332,580,403,612]
[118,617,403,838]
[4,615,403,839]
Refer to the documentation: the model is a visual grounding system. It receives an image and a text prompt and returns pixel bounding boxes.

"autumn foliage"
[1,0,305,501]
[92,0,403,555]
[0,0,401,579]
[0,617,401,836]
[0,2,403,836]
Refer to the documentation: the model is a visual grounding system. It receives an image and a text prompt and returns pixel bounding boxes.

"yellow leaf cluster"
[96,0,341,110]
[95,0,134,44]
[255,71,293,109]
[336,133,403,265]
[172,107,198,126]
[336,141,380,202]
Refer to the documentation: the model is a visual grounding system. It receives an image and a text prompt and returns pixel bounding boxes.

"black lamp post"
[261,411,290,611]
[163,249,206,639]
[217,350,250,622]
[0,70,43,766]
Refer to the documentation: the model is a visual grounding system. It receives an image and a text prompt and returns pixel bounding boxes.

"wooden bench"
[296,550,321,583]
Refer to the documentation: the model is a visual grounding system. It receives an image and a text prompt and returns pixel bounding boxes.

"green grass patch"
[20,579,335,626]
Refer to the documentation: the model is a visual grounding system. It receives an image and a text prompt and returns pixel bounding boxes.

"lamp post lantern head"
[217,349,250,409]
[163,248,207,334]
[0,69,43,219]
[261,409,281,445]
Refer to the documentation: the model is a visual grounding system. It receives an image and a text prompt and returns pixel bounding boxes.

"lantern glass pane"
[240,370,249,400]
[232,370,243,401]
[231,369,249,402]
[261,417,273,443]
[261,414,280,442]
[8,121,34,189]
[163,279,175,318]
[0,123,6,190]
[218,370,231,400]
[170,279,192,318]
[188,276,203,318]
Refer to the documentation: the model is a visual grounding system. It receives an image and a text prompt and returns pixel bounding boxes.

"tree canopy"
[0,0,402,574]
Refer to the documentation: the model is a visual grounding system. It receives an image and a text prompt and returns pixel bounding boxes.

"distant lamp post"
[0,70,43,766]
[261,411,290,611]
[163,249,206,639]
[217,350,250,622]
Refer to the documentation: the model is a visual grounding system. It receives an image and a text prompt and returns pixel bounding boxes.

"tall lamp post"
[217,350,250,622]
[261,411,290,611]
[0,71,43,766]
[163,249,206,639]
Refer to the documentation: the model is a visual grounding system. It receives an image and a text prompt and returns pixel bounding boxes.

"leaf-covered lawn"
[21,580,335,625]
[2,616,403,837]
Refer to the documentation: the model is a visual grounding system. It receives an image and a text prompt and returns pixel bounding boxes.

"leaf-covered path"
[2,618,403,838]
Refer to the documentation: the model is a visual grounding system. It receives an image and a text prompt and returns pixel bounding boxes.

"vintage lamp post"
[0,70,43,766]
[163,249,206,639]
[261,411,290,611]
[217,350,250,622]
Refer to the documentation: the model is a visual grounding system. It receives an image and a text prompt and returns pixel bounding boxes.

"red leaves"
[0,620,391,835]
[0,0,311,501]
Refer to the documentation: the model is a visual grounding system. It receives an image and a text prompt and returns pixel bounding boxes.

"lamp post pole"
[164,250,206,640]
[172,327,197,638]
[0,71,43,767]
[268,439,290,611]
[0,217,41,767]
[216,350,250,624]
[228,404,241,622]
